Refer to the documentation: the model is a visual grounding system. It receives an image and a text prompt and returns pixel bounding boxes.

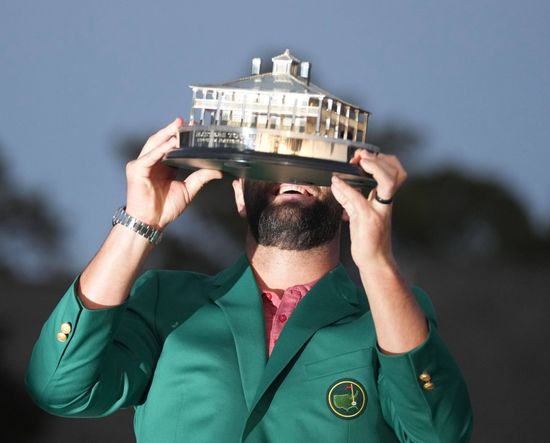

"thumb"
[331,175,364,219]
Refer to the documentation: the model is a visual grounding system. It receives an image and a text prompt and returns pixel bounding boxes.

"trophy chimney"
[251,57,262,75]
[300,61,310,83]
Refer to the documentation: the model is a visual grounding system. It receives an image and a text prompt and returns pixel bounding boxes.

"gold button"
[60,322,72,335]
[56,332,68,342]
[423,381,435,391]
[419,372,431,382]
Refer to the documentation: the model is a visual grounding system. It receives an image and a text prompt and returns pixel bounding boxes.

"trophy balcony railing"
[192,99,321,117]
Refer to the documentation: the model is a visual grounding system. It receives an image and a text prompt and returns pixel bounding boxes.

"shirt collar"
[261,278,319,307]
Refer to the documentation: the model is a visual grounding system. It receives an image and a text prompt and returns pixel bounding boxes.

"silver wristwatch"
[112,206,163,245]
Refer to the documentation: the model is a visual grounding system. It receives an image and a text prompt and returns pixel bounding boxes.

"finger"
[331,175,368,219]
[350,148,378,164]
[362,162,395,202]
[352,150,405,179]
[135,136,180,168]
[358,155,406,200]
[141,117,183,155]
[181,169,223,203]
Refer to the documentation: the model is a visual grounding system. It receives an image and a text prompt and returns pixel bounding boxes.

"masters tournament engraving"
[163,49,380,190]
[190,129,247,147]
[327,379,367,419]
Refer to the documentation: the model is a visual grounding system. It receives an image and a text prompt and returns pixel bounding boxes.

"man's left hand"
[330,150,407,270]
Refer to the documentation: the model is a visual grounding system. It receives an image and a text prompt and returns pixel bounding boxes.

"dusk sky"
[1,0,549,277]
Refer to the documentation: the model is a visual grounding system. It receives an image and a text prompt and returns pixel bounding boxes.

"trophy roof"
[190,49,369,114]
[271,48,301,63]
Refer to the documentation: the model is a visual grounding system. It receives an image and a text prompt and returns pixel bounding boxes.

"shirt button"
[265,293,272,301]
[278,314,287,323]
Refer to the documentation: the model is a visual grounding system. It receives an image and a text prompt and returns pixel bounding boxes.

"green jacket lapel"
[243,264,364,438]
[209,254,268,410]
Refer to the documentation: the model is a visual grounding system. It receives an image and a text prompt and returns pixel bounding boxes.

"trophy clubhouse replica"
[164,49,380,191]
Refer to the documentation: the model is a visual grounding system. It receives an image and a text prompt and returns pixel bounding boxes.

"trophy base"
[163,148,377,192]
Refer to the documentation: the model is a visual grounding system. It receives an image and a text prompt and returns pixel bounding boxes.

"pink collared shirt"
[261,279,318,357]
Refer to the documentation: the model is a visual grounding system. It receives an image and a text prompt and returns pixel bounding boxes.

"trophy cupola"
[272,49,301,77]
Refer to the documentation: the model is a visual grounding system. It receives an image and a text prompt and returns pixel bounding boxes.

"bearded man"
[26,118,473,442]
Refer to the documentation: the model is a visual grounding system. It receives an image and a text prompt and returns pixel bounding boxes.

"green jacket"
[26,254,473,442]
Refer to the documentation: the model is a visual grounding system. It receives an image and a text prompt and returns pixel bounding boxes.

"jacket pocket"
[304,347,374,380]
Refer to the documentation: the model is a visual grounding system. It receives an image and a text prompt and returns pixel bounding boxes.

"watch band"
[112,206,163,245]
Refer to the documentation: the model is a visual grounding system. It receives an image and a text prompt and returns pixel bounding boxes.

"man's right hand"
[125,117,223,229]
[77,118,222,308]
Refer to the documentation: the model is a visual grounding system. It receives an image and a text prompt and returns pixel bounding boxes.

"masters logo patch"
[327,379,367,419]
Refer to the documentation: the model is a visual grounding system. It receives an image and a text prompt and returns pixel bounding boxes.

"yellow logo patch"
[327,379,367,419]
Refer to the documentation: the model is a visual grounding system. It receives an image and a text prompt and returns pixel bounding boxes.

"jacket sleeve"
[376,286,474,443]
[25,271,162,418]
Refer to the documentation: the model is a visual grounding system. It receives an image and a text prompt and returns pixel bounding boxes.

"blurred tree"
[0,325,47,441]
[0,145,64,279]
[368,120,426,163]
[0,145,60,442]
[392,168,549,261]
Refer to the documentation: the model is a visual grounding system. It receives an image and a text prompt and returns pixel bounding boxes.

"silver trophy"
[163,49,379,191]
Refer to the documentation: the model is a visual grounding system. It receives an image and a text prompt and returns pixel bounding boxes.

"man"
[26,118,473,442]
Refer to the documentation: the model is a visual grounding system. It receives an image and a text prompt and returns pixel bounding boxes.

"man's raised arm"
[78,117,222,308]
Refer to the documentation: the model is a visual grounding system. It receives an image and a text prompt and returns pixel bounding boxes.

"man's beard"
[243,180,343,251]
